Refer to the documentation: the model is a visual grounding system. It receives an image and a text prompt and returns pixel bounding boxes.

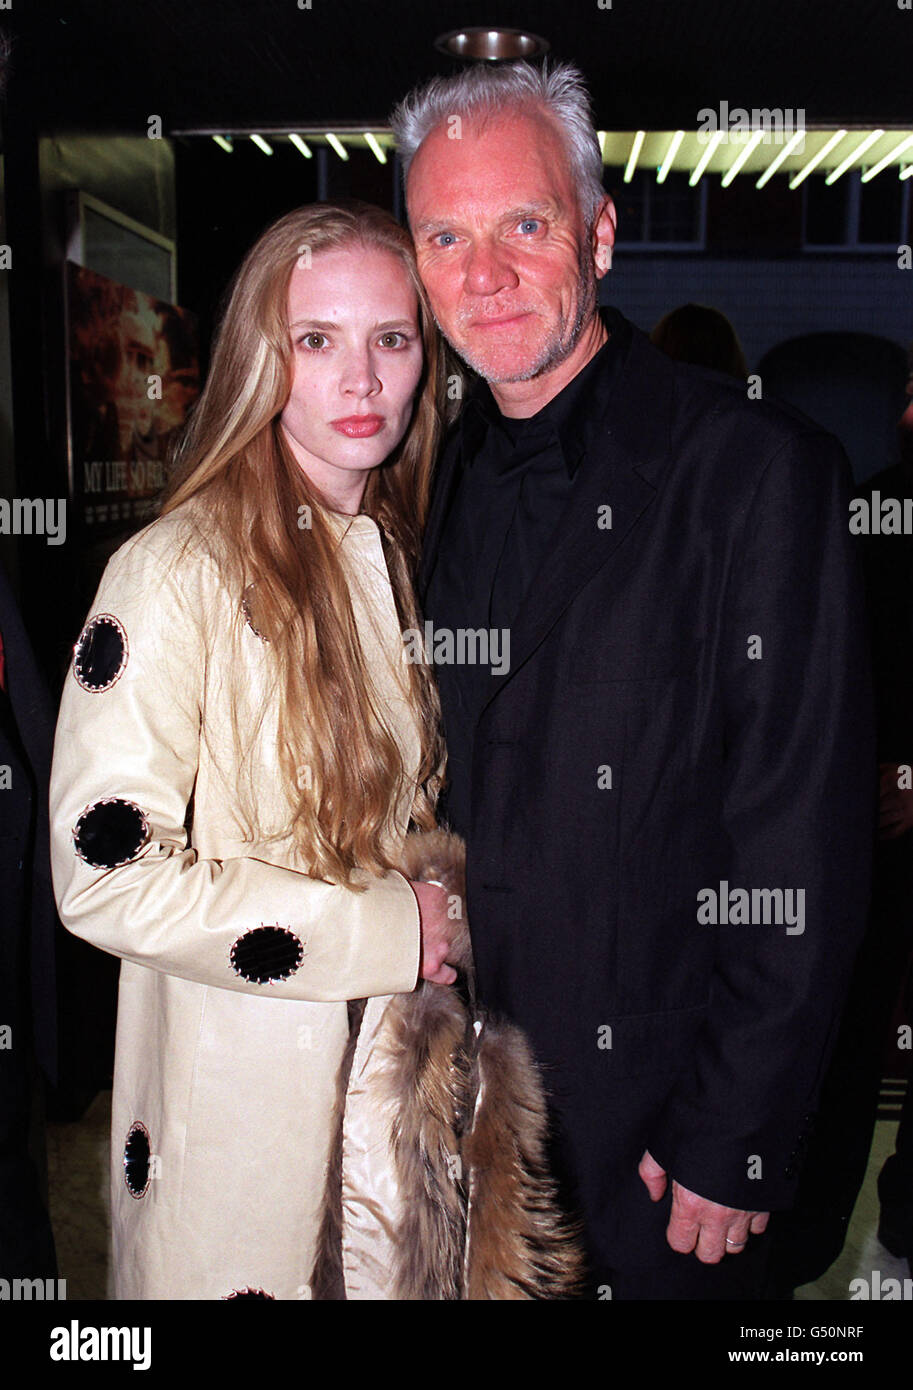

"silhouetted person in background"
[651,303,749,381]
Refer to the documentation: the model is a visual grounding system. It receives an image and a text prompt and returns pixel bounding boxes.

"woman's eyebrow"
[289,318,417,332]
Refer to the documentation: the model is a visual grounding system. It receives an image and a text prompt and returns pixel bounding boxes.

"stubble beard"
[434,243,599,386]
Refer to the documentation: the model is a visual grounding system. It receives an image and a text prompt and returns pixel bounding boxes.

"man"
[390,60,874,1299]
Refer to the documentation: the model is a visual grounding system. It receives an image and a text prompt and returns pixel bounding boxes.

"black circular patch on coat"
[73,613,128,692]
[223,1288,276,1300]
[74,798,149,868]
[230,925,304,984]
[124,1122,152,1198]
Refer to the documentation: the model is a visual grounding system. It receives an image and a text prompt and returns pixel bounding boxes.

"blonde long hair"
[163,202,446,884]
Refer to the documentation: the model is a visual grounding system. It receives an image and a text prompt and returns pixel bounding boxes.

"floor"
[44,1088,910,1300]
[46,1089,113,1301]
[794,1116,910,1300]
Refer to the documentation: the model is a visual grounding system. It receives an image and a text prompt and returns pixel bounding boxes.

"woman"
[49,202,455,1300]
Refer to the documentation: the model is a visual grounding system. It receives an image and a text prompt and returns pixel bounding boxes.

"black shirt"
[426,307,632,833]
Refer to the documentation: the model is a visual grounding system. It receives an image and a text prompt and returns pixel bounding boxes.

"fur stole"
[311,828,584,1300]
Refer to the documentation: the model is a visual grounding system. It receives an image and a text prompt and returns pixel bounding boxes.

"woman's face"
[279,243,424,512]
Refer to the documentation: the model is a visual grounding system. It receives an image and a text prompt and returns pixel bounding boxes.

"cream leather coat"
[49,503,425,1300]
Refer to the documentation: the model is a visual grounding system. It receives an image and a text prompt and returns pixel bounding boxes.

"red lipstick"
[330,415,385,437]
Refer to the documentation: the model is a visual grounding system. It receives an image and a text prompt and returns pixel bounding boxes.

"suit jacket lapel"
[418,320,677,710]
[477,324,675,709]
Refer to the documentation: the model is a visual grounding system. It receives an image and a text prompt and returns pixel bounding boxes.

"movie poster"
[65,261,200,546]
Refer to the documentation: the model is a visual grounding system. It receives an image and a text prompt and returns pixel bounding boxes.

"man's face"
[407,108,614,384]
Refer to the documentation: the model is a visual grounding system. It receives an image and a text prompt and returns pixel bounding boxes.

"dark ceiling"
[15,0,913,134]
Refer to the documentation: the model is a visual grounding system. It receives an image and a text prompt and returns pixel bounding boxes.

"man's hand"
[410,880,457,985]
[638,1150,769,1262]
[878,763,913,839]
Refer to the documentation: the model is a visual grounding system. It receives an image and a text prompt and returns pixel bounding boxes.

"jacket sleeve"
[49,525,421,1003]
[647,428,875,1211]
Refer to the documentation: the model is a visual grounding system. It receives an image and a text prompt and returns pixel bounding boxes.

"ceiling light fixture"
[825,130,885,184]
[434,27,549,61]
[250,134,273,156]
[656,131,684,184]
[720,128,767,188]
[288,134,312,159]
[689,129,724,187]
[861,133,913,182]
[755,129,807,188]
[789,130,847,188]
[325,133,349,161]
[623,130,645,183]
[364,132,387,164]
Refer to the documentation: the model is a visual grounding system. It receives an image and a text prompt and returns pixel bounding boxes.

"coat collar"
[420,310,676,710]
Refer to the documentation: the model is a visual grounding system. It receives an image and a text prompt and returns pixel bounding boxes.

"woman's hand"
[410,880,457,984]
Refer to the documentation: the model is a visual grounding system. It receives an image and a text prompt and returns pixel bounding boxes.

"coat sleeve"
[647,427,875,1211]
[49,524,421,1003]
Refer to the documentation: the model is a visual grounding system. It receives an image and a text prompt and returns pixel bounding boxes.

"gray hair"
[390,60,606,228]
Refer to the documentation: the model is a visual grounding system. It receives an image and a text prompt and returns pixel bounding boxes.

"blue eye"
[519,219,541,234]
[435,232,457,247]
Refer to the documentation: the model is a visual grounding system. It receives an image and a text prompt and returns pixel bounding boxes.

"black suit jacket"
[419,316,874,1227]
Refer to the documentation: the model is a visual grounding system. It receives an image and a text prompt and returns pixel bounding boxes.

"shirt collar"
[463,307,631,478]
